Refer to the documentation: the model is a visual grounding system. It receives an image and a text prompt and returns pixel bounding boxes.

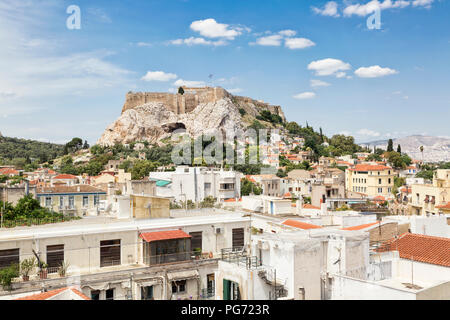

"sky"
[0,0,449,145]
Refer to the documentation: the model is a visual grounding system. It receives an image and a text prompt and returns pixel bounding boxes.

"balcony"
[144,251,215,266]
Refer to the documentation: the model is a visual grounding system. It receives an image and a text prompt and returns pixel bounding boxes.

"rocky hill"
[97,87,286,146]
[360,135,450,162]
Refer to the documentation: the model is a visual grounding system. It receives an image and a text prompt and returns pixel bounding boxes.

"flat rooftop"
[0,212,250,241]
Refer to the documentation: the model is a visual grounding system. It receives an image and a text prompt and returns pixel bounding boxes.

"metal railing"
[144,251,215,266]
[220,247,261,269]
[200,287,215,300]
[0,216,81,228]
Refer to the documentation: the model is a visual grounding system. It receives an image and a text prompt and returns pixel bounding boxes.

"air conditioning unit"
[214,227,223,234]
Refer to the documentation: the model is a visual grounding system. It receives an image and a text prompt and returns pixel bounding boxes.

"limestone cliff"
[97,87,286,146]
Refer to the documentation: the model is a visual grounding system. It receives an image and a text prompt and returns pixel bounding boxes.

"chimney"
[321,202,327,215]
[296,197,303,215]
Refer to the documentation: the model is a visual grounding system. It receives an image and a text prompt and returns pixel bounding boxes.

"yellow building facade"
[409,169,450,216]
[345,164,395,199]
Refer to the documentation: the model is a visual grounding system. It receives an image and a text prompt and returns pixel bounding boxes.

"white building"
[149,166,243,203]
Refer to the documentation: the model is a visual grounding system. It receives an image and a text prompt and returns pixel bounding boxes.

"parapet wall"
[121,87,286,121]
[122,87,231,114]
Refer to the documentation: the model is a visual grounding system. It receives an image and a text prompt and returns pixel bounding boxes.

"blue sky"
[0,0,449,144]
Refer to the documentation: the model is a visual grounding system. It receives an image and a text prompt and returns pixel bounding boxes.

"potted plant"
[58,261,69,277]
[20,257,36,281]
[39,262,48,280]
[193,248,202,260]
[0,264,19,290]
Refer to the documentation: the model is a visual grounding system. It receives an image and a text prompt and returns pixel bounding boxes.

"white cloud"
[412,0,434,8]
[141,71,177,82]
[312,1,340,17]
[355,65,398,78]
[253,34,283,46]
[344,0,411,17]
[278,29,297,37]
[310,79,331,88]
[338,130,352,136]
[357,129,381,137]
[293,92,316,100]
[190,18,242,40]
[226,88,243,94]
[307,58,351,77]
[285,37,316,49]
[169,37,228,46]
[174,79,206,87]
[136,42,152,47]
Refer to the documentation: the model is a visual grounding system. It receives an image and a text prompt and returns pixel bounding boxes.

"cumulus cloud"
[355,65,398,78]
[307,58,351,77]
[278,29,297,37]
[285,38,316,49]
[293,92,316,100]
[312,1,340,17]
[310,79,331,88]
[169,37,228,46]
[253,34,283,46]
[141,71,177,82]
[412,0,434,8]
[344,0,411,17]
[190,18,242,40]
[357,129,381,137]
[174,79,206,87]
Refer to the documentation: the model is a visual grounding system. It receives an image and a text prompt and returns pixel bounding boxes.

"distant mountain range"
[360,135,450,162]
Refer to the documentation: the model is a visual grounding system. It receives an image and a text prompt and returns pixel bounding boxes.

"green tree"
[240,178,262,196]
[131,160,158,180]
[178,87,185,95]
[397,144,401,153]
[387,139,394,152]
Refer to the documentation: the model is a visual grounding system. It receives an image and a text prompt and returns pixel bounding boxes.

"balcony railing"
[220,247,261,269]
[200,287,215,300]
[144,251,215,266]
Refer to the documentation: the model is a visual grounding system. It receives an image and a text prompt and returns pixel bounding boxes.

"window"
[91,290,100,300]
[105,289,115,300]
[141,286,154,300]
[378,188,383,193]
[379,179,382,184]
[100,239,121,267]
[46,244,64,273]
[172,280,186,293]
[388,178,391,184]
[82,195,89,207]
[232,228,245,250]
[0,248,19,269]
[45,196,52,207]
[189,232,202,251]
[68,196,75,209]
[59,196,64,208]
[94,195,99,206]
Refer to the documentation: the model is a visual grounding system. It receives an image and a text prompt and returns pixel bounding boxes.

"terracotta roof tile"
[349,164,392,172]
[376,233,450,267]
[282,219,322,230]
[15,287,90,300]
[53,174,78,180]
[342,221,380,231]
[37,185,106,194]
[436,202,450,209]
[140,230,191,243]
[302,204,320,210]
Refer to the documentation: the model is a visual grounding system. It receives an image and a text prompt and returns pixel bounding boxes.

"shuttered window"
[0,248,19,269]
[100,239,121,267]
[232,228,245,250]
[46,245,64,272]
[189,232,202,251]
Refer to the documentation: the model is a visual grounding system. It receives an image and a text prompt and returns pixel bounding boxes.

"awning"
[167,269,199,281]
[139,230,191,243]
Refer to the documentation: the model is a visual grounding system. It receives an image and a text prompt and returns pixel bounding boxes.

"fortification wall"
[122,87,231,114]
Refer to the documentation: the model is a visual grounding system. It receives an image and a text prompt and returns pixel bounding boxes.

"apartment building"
[345,164,395,199]
[409,169,450,216]
[0,212,251,300]
[149,166,242,203]
[37,185,107,217]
